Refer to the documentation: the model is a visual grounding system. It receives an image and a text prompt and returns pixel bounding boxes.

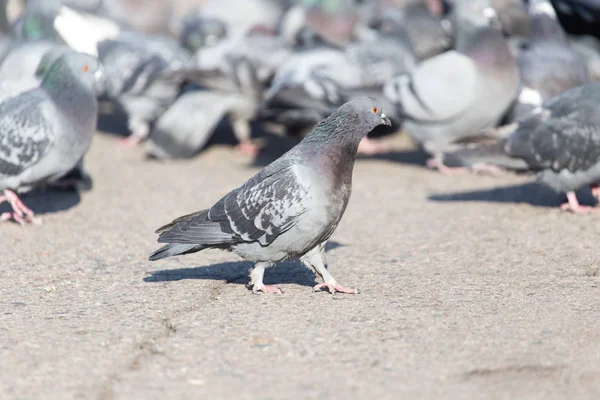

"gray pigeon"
[444,83,600,213]
[146,89,256,159]
[383,0,519,168]
[13,0,65,42]
[97,32,193,145]
[509,0,589,121]
[371,1,453,61]
[149,97,392,294]
[0,52,100,224]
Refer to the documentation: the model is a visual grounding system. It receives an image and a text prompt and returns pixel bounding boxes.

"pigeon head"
[452,0,501,32]
[41,52,102,92]
[179,16,228,53]
[305,97,391,146]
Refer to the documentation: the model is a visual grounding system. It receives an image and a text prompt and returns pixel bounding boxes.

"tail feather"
[148,243,205,261]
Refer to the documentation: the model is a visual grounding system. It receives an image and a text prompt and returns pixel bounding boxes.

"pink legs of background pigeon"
[0,190,40,225]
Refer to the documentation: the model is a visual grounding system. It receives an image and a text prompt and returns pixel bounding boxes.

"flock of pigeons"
[1,0,600,290]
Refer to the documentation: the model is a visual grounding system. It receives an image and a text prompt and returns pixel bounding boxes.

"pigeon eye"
[371,107,378,114]
[82,65,89,72]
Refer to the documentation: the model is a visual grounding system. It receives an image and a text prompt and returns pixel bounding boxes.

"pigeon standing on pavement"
[383,0,519,169]
[149,97,392,294]
[0,52,100,224]
[444,83,600,213]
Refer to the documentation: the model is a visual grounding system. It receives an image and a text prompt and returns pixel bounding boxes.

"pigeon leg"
[590,184,600,202]
[232,119,259,156]
[119,118,150,147]
[560,191,597,214]
[357,137,389,156]
[1,190,41,224]
[249,262,282,294]
[301,242,359,294]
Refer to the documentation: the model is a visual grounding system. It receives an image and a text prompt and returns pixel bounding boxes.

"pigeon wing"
[0,92,54,177]
[506,84,600,172]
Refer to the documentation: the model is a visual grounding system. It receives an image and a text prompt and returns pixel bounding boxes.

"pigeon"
[149,97,392,294]
[490,0,532,38]
[13,0,65,42]
[0,51,100,224]
[383,0,519,168]
[509,0,589,121]
[444,83,600,213]
[177,15,229,54]
[97,32,193,146]
[370,1,453,60]
[196,0,283,41]
[263,29,415,138]
[146,89,257,159]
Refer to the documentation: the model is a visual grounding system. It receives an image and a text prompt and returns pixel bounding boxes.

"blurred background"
[2,0,600,221]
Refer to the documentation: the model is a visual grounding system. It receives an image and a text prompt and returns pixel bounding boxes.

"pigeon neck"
[41,66,97,122]
[302,111,365,153]
[458,27,513,68]
[530,14,565,42]
[20,13,59,41]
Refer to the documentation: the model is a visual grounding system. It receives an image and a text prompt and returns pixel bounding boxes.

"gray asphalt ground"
[2,131,600,400]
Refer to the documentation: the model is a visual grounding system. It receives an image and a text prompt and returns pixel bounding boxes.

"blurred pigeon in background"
[0,51,100,224]
[509,0,589,121]
[384,0,519,170]
[444,83,600,213]
[97,31,193,146]
[149,97,391,294]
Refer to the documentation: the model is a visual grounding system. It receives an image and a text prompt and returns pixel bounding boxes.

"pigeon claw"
[0,190,42,225]
[313,282,360,295]
[560,203,597,214]
[252,284,283,294]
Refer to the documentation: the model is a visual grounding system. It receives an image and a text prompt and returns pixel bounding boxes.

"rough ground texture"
[1,132,600,400]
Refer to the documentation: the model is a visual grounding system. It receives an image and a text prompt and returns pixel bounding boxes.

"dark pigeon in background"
[0,52,101,224]
[149,97,392,294]
[509,0,589,122]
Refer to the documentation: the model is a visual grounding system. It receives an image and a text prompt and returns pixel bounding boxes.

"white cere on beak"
[482,7,497,20]
[94,69,104,82]
[381,113,387,119]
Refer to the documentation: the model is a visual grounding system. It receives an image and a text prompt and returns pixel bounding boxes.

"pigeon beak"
[381,113,392,126]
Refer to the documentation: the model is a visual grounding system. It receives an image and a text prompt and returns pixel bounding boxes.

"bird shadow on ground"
[429,182,596,208]
[360,148,429,166]
[0,188,81,216]
[143,241,344,287]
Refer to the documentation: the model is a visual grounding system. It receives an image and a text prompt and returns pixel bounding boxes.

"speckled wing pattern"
[158,161,311,247]
[0,93,54,177]
[506,83,600,172]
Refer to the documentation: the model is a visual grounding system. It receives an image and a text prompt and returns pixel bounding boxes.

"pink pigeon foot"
[313,282,360,294]
[560,191,597,214]
[117,135,145,147]
[426,157,470,174]
[357,137,389,156]
[252,283,283,294]
[235,141,260,157]
[590,184,600,201]
[0,190,41,225]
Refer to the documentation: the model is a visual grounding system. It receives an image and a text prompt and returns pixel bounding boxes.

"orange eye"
[371,107,378,114]
[82,65,89,72]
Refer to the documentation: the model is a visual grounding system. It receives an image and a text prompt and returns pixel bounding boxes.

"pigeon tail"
[443,139,529,171]
[148,243,205,261]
